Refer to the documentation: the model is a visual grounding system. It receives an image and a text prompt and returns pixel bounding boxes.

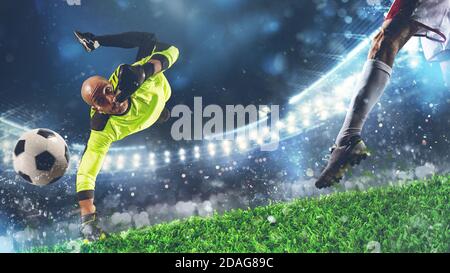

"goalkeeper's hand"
[115,64,146,103]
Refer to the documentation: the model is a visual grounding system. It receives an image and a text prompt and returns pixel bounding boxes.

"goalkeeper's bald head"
[81,76,122,114]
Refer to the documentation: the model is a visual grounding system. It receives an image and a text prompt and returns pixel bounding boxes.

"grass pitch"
[36,175,449,253]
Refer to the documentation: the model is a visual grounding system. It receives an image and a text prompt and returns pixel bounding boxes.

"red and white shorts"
[386,0,450,61]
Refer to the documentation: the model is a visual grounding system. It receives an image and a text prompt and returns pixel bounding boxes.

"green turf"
[34,175,449,253]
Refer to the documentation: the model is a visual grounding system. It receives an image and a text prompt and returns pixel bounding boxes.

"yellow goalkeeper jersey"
[76,44,179,193]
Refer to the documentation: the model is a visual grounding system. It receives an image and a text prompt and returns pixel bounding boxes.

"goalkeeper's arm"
[115,42,180,103]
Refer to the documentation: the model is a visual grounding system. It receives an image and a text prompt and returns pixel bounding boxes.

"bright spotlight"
[2,141,10,150]
[3,155,10,164]
[133,153,141,168]
[409,58,420,69]
[222,140,231,155]
[179,148,186,161]
[276,121,285,129]
[289,35,373,105]
[103,155,112,170]
[299,104,311,115]
[259,106,270,118]
[256,137,264,145]
[319,109,329,120]
[208,143,216,157]
[270,132,280,141]
[71,155,80,162]
[314,98,324,110]
[164,151,171,163]
[237,137,248,151]
[287,125,297,133]
[335,102,347,113]
[302,119,311,127]
[193,146,201,159]
[117,155,125,170]
[148,152,156,167]
[287,113,296,124]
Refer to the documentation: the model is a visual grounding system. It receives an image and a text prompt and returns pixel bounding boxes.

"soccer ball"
[12,129,70,186]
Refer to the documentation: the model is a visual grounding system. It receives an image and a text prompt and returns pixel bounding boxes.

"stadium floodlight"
[287,113,296,124]
[70,155,80,169]
[319,109,329,120]
[222,140,231,155]
[117,154,125,170]
[335,102,347,113]
[3,155,10,164]
[270,132,280,141]
[275,121,284,129]
[193,146,201,159]
[208,143,216,157]
[248,130,257,140]
[256,137,264,145]
[164,150,171,163]
[287,125,297,134]
[299,103,311,115]
[289,35,372,105]
[148,152,156,166]
[302,119,311,127]
[133,153,141,168]
[102,155,111,171]
[178,148,186,161]
[236,136,248,151]
[2,140,10,150]
[314,98,325,110]
[409,58,420,69]
[258,106,270,118]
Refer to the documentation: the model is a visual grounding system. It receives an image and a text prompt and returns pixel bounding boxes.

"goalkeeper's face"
[81,76,118,114]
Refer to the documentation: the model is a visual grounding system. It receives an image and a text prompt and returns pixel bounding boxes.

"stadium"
[0,0,449,253]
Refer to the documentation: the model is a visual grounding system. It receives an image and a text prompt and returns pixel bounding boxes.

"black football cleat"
[315,135,370,189]
[80,212,107,242]
[74,31,99,52]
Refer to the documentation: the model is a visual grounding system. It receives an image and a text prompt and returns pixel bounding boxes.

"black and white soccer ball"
[12,129,70,186]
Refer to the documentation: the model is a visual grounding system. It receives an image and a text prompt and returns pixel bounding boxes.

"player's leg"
[335,18,419,146]
[315,17,419,189]
[76,132,112,241]
[74,31,156,60]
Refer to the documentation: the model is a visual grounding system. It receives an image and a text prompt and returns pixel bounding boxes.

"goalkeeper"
[73,31,179,241]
